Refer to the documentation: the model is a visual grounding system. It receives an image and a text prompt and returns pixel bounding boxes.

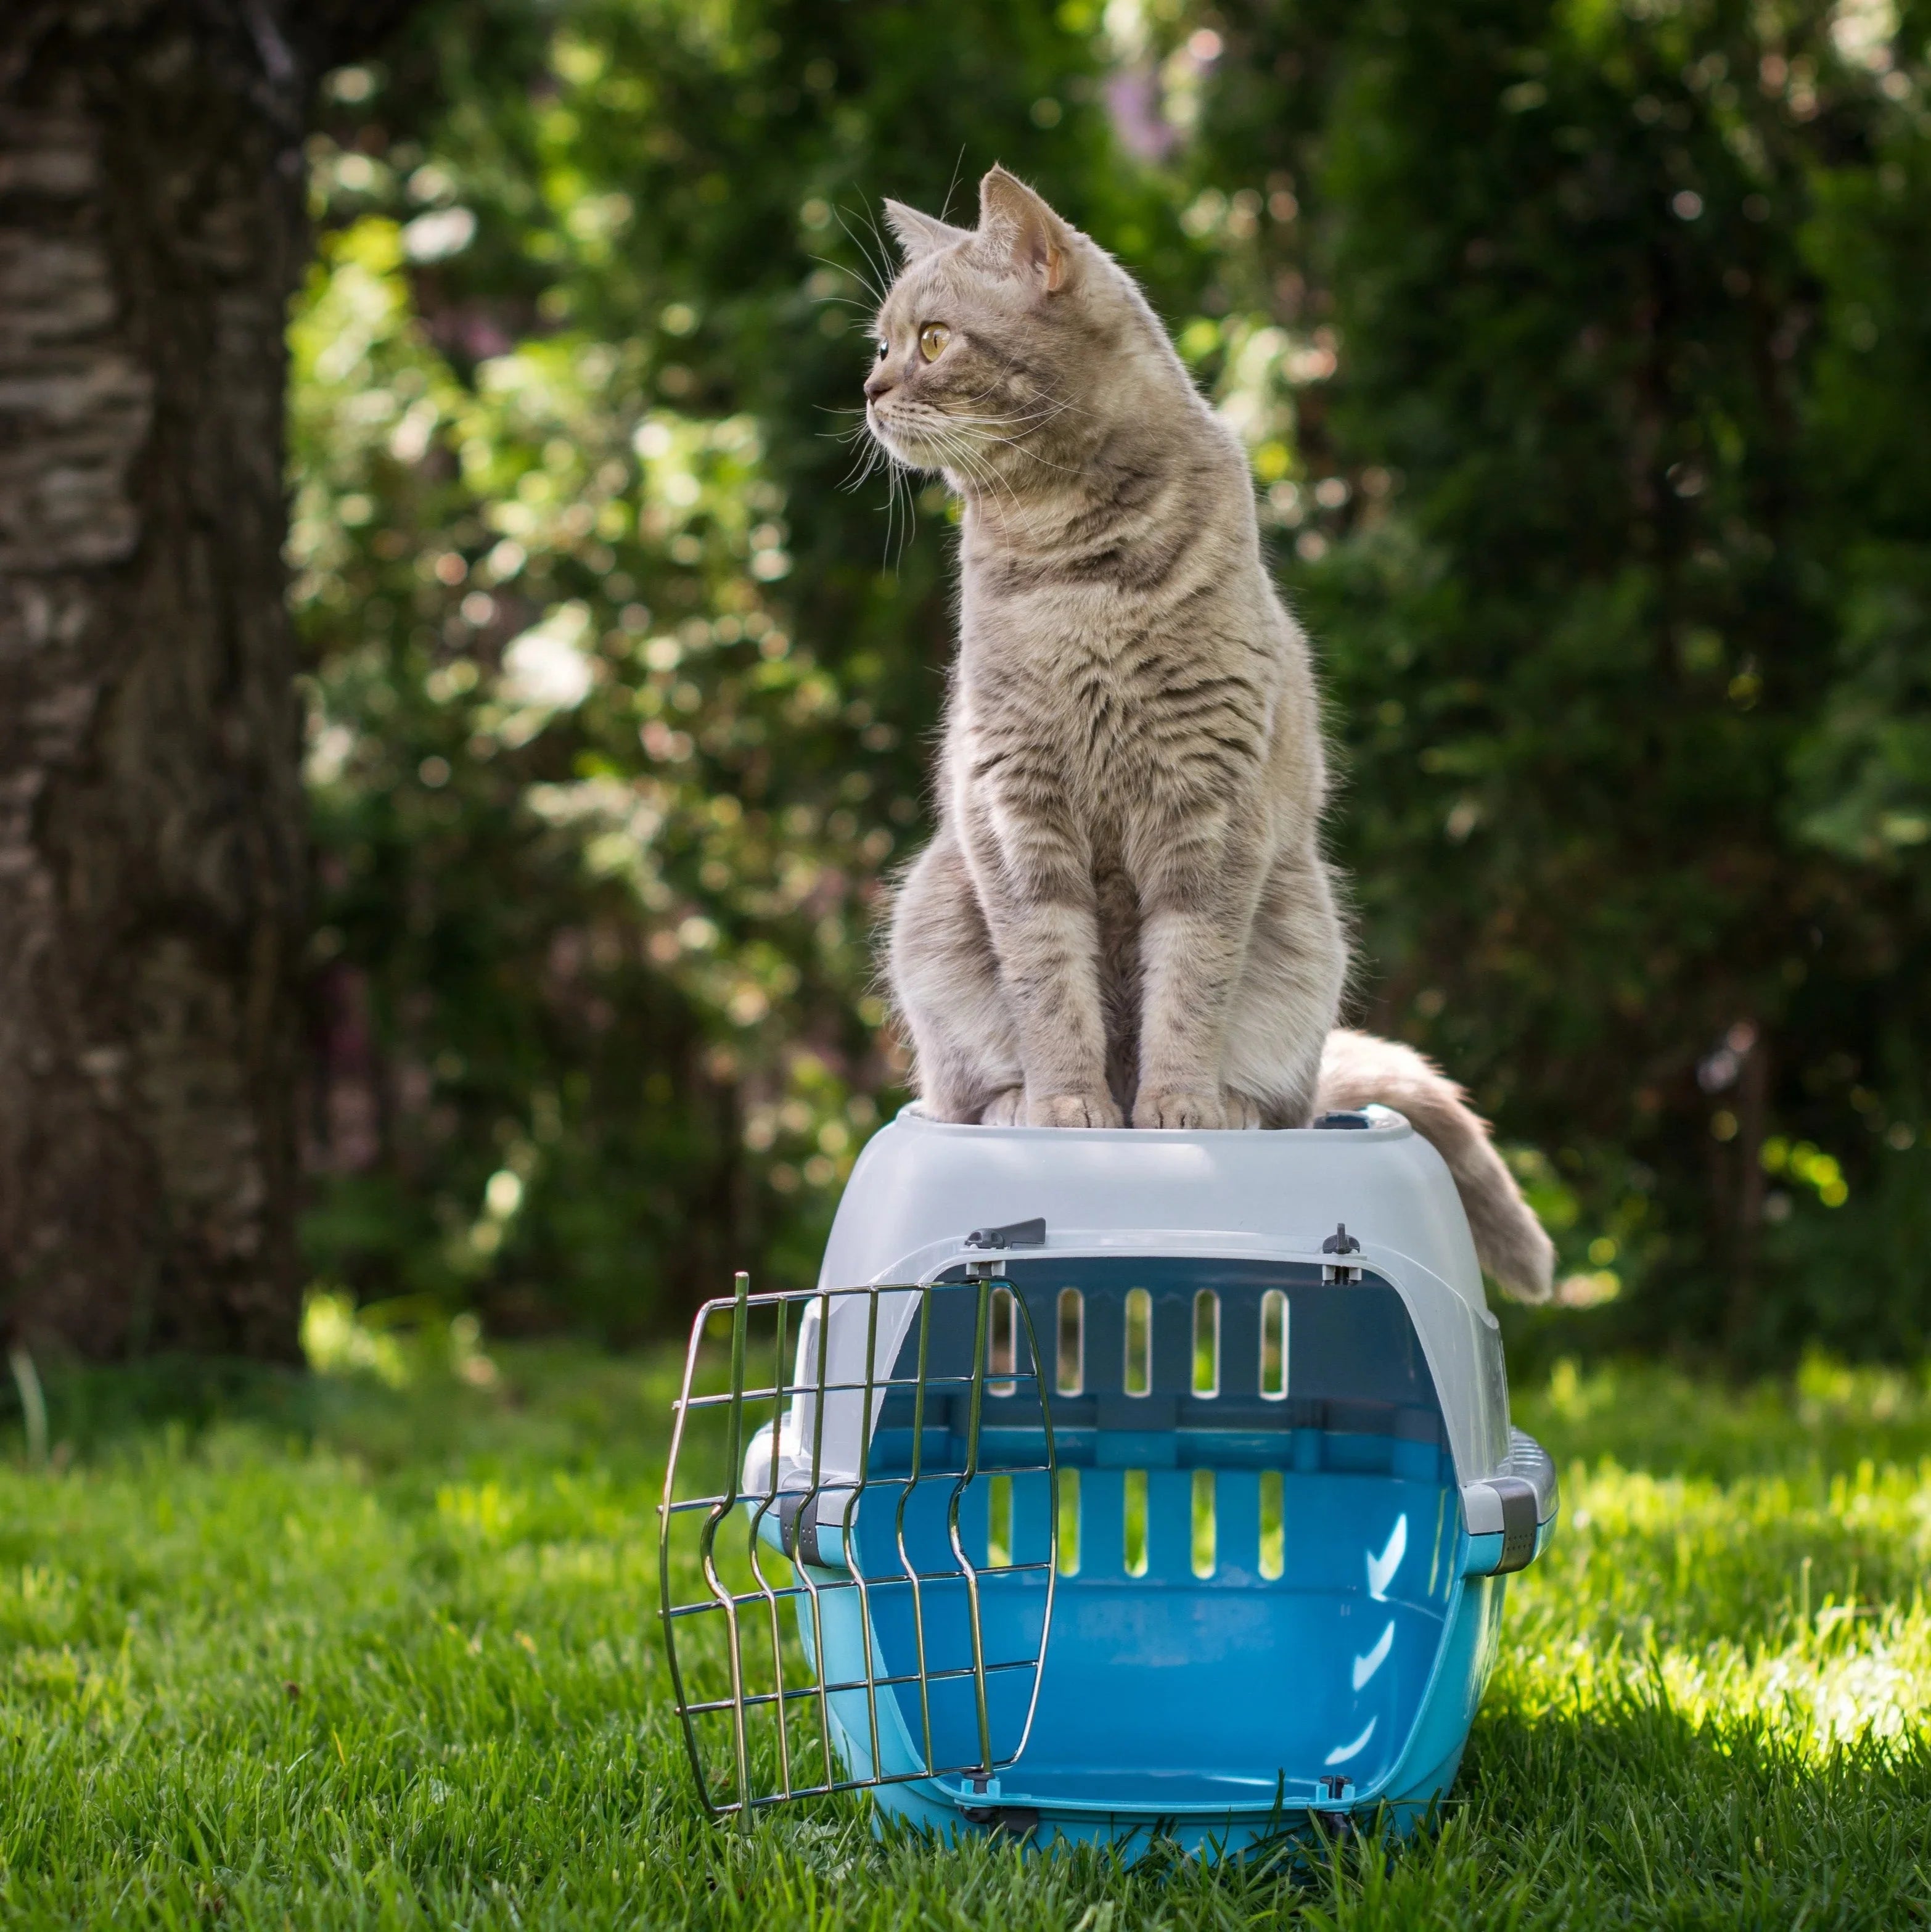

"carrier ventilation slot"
[1056,1288,1083,1396]
[1260,1288,1289,1400]
[1260,1469,1285,1579]
[988,1472,1014,1568]
[1192,1289,1220,1397]
[1056,1466,1330,1579]
[1123,1468,1149,1575]
[988,1285,1018,1397]
[1192,1469,1216,1577]
[1123,1288,1152,1397]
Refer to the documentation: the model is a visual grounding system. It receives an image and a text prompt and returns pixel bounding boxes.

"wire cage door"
[660,1273,1058,1820]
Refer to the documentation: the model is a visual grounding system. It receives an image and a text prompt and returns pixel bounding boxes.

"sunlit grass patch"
[0,1350,1923,1928]
[1502,1457,1931,1746]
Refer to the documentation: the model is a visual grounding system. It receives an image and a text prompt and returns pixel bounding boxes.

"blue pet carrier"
[660,1105,1556,1856]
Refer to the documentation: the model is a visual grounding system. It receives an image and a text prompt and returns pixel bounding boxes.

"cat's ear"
[882,199,971,263]
[977,165,1078,294]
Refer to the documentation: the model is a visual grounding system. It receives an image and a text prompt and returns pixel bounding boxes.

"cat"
[867,166,1553,1301]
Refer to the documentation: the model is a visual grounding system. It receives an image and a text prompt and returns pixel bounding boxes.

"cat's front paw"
[1027,1090,1124,1129]
[979,1087,1026,1126]
[1133,1085,1228,1130]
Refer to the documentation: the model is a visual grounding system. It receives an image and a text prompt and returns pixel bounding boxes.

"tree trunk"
[0,1,406,1358]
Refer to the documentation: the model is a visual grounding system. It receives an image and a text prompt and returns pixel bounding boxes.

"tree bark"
[0,1,407,1357]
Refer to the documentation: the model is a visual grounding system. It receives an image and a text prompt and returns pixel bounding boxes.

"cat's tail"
[1314,1028,1554,1303]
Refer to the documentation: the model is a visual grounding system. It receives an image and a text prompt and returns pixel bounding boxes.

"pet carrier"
[660,1104,1556,1856]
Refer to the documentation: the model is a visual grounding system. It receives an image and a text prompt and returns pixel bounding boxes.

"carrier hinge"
[959,1774,1040,1838]
[957,1803,1041,1838]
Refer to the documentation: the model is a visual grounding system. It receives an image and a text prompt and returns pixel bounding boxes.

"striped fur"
[870,170,1551,1301]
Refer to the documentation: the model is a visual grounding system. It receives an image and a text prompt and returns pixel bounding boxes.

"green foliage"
[293,1,1181,1338]
[1,1353,1930,1923]
[293,0,1931,1357]
[1187,0,1931,1359]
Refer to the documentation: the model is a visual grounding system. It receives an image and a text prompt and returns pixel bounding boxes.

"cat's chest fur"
[949,442,1281,818]
[951,578,1279,822]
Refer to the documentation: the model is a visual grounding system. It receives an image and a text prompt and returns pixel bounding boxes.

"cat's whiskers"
[813,257,888,322]
[905,414,978,481]
[855,408,929,567]
[832,213,898,310]
[861,205,917,310]
[944,388,1084,440]
[862,361,1082,516]
[871,443,904,562]
[962,431,1080,478]
[819,405,873,441]
[949,371,1099,428]
[826,404,895,493]
[927,427,1022,510]
[938,393,1086,443]
[839,435,890,496]
[1022,380,1102,424]
[918,404,1085,483]
[938,411,1072,448]
[887,456,922,569]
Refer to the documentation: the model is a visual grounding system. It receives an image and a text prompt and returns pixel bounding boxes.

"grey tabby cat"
[867,166,1552,1300]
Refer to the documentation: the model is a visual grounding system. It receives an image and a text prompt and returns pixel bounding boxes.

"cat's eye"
[919,323,951,361]
[874,340,888,361]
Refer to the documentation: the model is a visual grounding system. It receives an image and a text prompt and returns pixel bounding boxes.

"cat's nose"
[864,368,895,402]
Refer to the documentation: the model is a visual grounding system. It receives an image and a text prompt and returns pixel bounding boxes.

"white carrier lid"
[810,1105,1513,1487]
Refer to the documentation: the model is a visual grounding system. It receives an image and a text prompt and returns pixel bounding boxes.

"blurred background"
[7,0,1931,1375]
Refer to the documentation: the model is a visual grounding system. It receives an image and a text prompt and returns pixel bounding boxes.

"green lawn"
[2,1341,1929,1928]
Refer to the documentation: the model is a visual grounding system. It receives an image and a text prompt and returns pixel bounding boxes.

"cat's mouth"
[866,401,949,471]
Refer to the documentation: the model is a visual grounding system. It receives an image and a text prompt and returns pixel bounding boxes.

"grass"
[1,1341,1930,1928]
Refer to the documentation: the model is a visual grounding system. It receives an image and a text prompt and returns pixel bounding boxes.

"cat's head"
[864,167,1173,498]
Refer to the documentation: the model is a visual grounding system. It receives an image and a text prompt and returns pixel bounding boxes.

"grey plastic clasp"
[1321,1222,1363,1284]
[1462,1429,1559,1574]
[964,1217,1044,1280]
[964,1217,1046,1251]
[1465,1478,1539,1571]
